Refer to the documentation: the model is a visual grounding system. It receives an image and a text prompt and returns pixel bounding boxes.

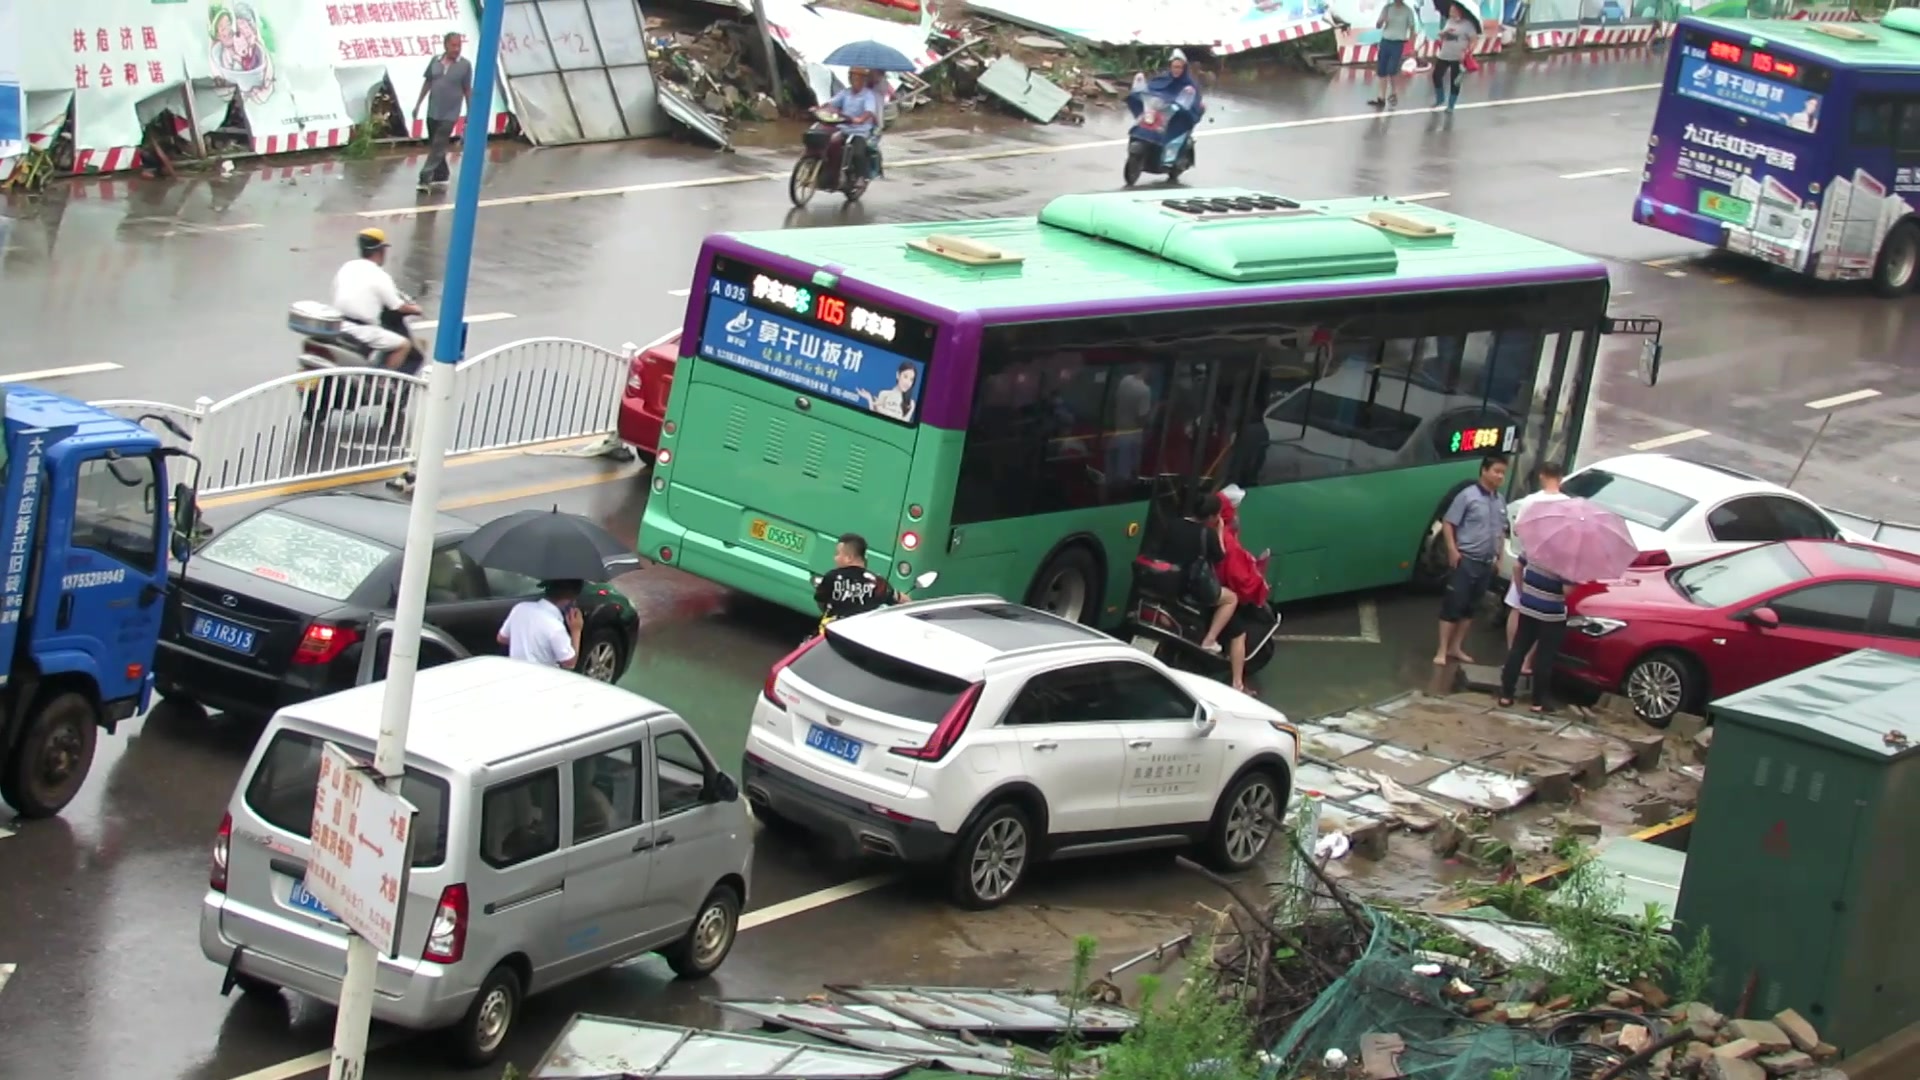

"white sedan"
[1506,453,1861,571]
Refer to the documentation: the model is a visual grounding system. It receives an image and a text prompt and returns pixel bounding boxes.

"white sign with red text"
[307,742,417,958]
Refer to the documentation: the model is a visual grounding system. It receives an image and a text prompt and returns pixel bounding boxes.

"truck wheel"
[0,693,100,818]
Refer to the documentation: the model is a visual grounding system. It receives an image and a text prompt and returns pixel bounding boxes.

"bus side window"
[1852,96,1895,147]
[1892,99,1920,160]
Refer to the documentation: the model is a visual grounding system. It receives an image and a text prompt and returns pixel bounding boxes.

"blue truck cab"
[0,386,198,818]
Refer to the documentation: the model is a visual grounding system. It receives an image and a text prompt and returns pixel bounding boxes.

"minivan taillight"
[763,636,822,707]
[1631,550,1672,568]
[891,682,985,762]
[423,884,468,964]
[211,812,232,892]
[294,623,359,665]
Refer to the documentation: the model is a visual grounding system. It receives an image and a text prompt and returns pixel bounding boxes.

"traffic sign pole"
[326,0,506,1074]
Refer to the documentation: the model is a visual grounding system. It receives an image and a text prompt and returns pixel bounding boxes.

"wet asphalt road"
[2,46,1918,1079]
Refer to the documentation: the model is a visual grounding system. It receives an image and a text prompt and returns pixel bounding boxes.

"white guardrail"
[89,337,633,497]
[1825,509,1920,559]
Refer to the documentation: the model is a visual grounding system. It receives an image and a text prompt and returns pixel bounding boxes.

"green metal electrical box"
[1675,650,1920,1055]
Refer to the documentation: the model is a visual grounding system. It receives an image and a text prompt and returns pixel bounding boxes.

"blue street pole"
[326,3,507,1078]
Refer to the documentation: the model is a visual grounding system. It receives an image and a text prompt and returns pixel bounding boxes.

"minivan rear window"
[245,730,451,867]
[790,633,970,724]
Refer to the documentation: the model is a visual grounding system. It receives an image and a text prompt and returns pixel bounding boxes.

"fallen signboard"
[305,742,417,958]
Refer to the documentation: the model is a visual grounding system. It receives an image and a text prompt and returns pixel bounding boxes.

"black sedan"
[155,493,641,717]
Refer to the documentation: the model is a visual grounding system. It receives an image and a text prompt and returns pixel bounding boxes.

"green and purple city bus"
[1635,13,1920,295]
[639,189,1636,629]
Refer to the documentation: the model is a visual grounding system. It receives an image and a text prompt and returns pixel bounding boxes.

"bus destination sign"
[706,256,936,363]
[1446,423,1517,456]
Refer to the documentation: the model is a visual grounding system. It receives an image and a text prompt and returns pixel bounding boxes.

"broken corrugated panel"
[713,1000,1034,1075]
[829,986,1135,1034]
[1433,916,1560,967]
[655,82,731,149]
[965,0,1333,53]
[530,1015,920,1080]
[974,57,1071,124]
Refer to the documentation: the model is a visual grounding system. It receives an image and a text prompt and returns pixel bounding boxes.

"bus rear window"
[790,633,970,724]
[693,255,940,426]
[245,730,450,867]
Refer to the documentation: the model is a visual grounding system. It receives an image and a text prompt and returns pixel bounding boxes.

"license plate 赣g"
[189,612,259,655]
[749,518,808,554]
[288,878,339,921]
[806,723,862,764]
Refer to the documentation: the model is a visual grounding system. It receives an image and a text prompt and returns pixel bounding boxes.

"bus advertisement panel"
[1634,17,1920,292]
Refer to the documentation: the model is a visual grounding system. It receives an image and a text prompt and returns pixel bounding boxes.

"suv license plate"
[806,724,862,764]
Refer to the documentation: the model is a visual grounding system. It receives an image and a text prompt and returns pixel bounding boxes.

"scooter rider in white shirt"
[331,227,423,373]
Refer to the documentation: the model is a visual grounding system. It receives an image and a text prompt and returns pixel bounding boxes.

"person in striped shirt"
[1498,500,1572,713]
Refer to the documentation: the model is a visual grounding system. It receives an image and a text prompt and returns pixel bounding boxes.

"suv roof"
[826,599,1114,682]
[273,656,669,770]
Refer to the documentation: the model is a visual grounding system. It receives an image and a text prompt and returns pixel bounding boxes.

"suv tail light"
[763,636,822,706]
[423,884,468,964]
[1630,550,1672,568]
[211,812,232,892]
[294,623,359,665]
[891,682,985,762]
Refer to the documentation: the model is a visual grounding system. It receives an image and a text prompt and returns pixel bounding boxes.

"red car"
[619,330,680,461]
[1556,539,1920,727]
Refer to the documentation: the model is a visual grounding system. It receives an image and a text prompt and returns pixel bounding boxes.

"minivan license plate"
[806,724,862,764]
[749,518,808,554]
[189,613,259,655]
[288,878,339,921]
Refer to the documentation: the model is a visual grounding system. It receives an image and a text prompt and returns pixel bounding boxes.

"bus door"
[1139,353,1256,553]
[1504,328,1599,502]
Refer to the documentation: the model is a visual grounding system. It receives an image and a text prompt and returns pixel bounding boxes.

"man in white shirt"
[498,580,586,669]
[1503,462,1570,676]
[331,228,422,372]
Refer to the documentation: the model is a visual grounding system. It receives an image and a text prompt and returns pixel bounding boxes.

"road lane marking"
[1275,598,1382,644]
[1559,166,1632,180]
[412,311,516,330]
[1806,389,1880,410]
[0,362,124,383]
[1664,270,1687,278]
[740,874,897,931]
[667,288,691,297]
[0,962,12,995]
[1643,257,1686,267]
[224,874,899,1080]
[1630,429,1711,451]
[1396,191,1449,202]
[358,82,1661,218]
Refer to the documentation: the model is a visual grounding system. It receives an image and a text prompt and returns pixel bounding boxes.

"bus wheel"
[1873,221,1920,297]
[1027,545,1101,625]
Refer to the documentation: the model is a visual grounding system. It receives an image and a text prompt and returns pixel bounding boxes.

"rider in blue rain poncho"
[1142,49,1202,167]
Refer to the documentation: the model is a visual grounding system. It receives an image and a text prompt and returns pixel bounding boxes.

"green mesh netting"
[1269,909,1576,1080]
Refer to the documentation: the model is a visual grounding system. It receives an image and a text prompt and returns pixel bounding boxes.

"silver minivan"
[200,655,754,1065]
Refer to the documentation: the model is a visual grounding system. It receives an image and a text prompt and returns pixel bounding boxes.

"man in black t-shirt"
[815,533,908,628]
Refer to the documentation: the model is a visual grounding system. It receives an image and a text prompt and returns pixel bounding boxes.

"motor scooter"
[1124,557,1282,676]
[286,297,427,424]
[789,108,877,208]
[1124,76,1203,187]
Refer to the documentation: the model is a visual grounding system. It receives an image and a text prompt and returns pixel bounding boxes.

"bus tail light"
[763,636,822,706]
[891,682,984,762]
[657,448,672,465]
[900,531,920,551]
[1630,550,1672,568]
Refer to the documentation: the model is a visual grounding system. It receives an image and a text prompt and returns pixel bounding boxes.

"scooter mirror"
[914,571,940,589]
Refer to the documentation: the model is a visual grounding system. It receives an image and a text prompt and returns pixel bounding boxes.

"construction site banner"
[11,0,506,170]
[0,0,24,161]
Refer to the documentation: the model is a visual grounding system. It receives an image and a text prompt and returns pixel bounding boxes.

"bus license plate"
[288,878,340,921]
[806,724,862,764]
[749,518,808,555]
[189,613,259,656]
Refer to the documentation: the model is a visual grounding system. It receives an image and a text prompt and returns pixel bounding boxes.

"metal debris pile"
[915,19,1163,123]
[528,984,1139,1079]
[645,16,781,131]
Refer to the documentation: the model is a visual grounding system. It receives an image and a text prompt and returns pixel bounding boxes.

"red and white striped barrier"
[1338,33,1502,64]
[1789,8,1859,20]
[253,110,511,158]
[1217,18,1338,56]
[1522,22,1659,49]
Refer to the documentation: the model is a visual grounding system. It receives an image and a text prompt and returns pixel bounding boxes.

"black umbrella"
[459,507,642,583]
[1444,1,1483,36]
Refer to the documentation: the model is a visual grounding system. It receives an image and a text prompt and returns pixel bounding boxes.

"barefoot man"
[1435,453,1509,666]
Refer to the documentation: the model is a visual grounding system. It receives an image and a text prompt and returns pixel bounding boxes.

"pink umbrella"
[1513,497,1638,584]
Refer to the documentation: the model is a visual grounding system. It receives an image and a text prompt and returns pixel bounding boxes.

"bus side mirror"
[1638,339,1663,388]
